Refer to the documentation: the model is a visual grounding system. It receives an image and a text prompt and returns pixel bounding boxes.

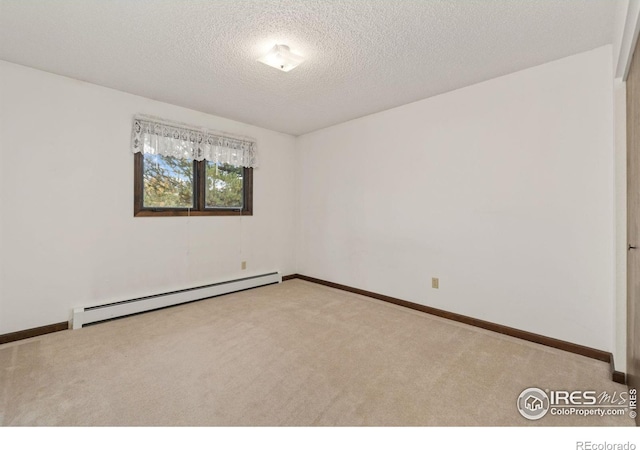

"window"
[131,117,256,217]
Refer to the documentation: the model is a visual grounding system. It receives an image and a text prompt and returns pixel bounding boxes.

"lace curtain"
[131,116,258,168]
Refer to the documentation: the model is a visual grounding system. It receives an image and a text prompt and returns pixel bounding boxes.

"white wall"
[614,81,627,372]
[0,60,297,335]
[297,46,616,353]
[614,0,640,79]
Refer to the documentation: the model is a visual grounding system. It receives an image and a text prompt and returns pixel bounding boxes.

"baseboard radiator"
[71,272,282,329]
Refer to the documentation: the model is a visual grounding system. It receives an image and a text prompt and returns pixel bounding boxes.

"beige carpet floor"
[0,279,634,426]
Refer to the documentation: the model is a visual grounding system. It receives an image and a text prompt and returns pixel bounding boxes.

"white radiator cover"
[70,272,282,329]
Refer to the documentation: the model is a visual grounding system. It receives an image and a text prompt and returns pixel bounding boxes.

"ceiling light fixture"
[257,44,304,72]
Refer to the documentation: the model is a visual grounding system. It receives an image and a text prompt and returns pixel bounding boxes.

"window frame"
[134,153,253,217]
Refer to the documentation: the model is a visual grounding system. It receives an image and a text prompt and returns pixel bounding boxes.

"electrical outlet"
[432,277,439,289]
[241,261,247,270]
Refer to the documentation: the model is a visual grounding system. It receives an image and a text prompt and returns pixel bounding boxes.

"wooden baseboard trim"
[281,274,298,281]
[612,371,626,384]
[608,354,627,384]
[284,274,626,384]
[0,322,69,345]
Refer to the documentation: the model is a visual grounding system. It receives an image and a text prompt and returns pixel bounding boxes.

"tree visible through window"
[206,161,244,209]
[131,116,256,217]
[143,154,194,208]
[135,153,252,216]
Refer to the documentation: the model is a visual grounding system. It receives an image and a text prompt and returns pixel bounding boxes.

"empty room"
[1,0,639,440]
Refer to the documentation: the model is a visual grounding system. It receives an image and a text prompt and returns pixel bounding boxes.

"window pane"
[206,162,243,209]
[142,154,194,208]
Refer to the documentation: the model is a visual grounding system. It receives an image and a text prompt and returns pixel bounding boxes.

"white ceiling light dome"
[258,44,304,72]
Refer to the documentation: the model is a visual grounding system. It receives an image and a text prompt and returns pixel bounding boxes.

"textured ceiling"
[0,0,616,135]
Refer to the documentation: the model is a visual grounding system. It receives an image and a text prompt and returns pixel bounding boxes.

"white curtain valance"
[131,116,258,168]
